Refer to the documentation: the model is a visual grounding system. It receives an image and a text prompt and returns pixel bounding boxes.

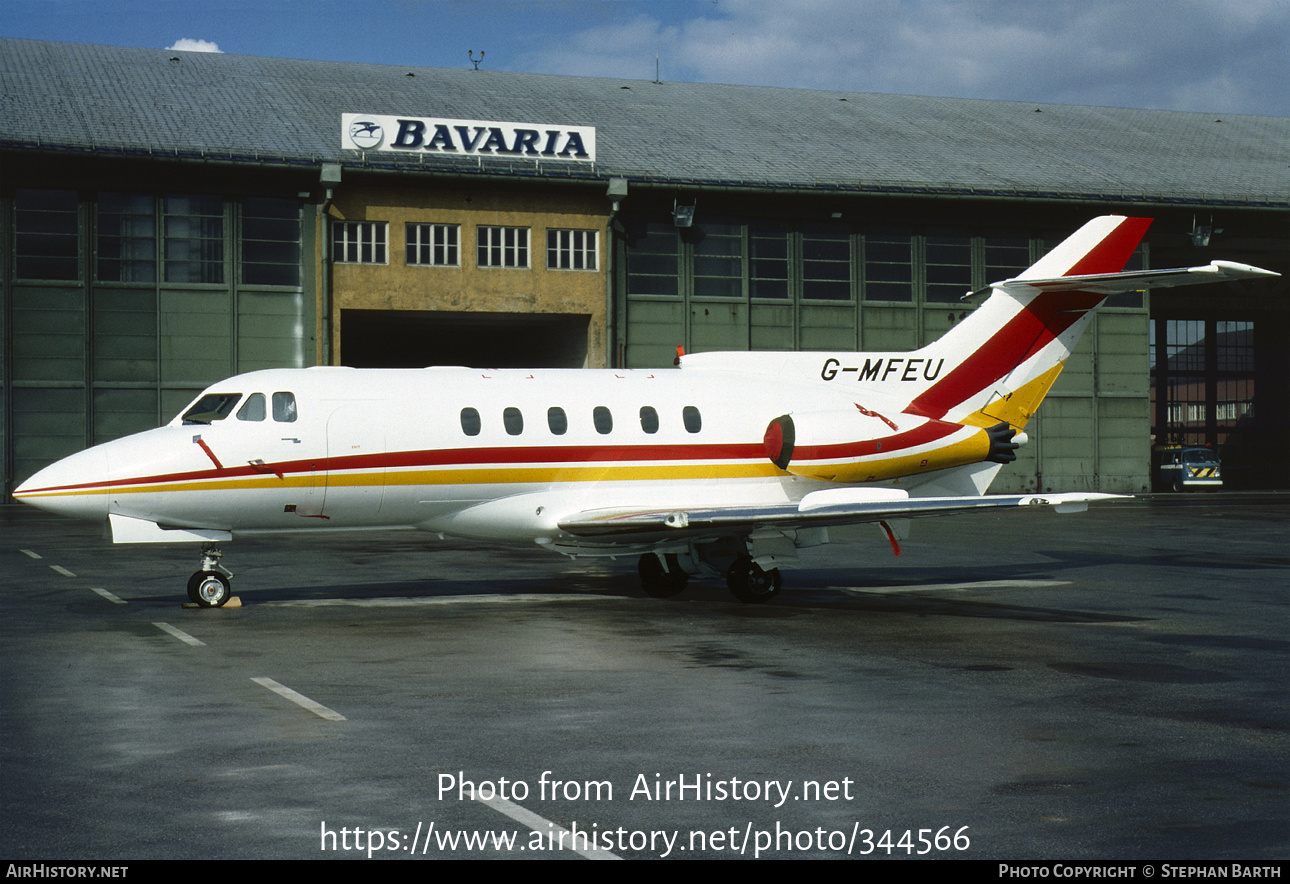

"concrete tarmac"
[1,494,1286,860]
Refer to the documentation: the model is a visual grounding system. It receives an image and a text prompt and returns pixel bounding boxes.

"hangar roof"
[2,38,1287,207]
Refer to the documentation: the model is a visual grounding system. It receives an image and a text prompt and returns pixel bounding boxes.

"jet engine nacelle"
[763,404,1022,483]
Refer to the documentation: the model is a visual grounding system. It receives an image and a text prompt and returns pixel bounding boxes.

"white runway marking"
[90,587,126,604]
[476,794,621,860]
[20,549,42,559]
[152,621,205,646]
[264,593,611,608]
[251,676,346,721]
[49,565,77,578]
[838,579,1071,594]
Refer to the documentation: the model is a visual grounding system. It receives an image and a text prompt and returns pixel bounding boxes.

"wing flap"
[557,491,1127,540]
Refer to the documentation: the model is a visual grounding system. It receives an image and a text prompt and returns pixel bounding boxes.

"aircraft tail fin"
[908,217,1277,428]
[904,216,1145,430]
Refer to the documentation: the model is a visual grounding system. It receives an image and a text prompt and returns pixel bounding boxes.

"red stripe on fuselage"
[19,441,772,495]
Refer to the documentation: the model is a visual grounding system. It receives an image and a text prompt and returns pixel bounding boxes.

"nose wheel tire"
[188,571,232,607]
[726,557,782,604]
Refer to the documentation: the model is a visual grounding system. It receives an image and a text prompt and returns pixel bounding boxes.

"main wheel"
[189,571,231,607]
[726,556,782,604]
[638,553,689,598]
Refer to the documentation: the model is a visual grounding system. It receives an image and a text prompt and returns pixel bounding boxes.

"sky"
[3,0,1288,116]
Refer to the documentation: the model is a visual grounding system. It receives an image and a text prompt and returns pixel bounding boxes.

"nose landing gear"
[187,545,234,607]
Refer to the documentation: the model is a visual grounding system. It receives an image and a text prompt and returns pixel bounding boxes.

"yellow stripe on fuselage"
[17,460,785,499]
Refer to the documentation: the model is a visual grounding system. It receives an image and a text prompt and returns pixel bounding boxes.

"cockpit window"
[236,393,266,422]
[182,393,242,425]
[272,392,297,423]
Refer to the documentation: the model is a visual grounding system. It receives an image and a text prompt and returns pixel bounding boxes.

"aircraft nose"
[12,445,112,522]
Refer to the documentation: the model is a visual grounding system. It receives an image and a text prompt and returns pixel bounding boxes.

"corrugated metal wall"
[1,189,313,493]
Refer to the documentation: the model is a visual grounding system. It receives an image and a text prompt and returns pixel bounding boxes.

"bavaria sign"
[342,113,595,161]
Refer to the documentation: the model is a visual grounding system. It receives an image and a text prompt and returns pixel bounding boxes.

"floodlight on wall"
[673,198,696,228]
[1190,214,1222,247]
[606,178,628,213]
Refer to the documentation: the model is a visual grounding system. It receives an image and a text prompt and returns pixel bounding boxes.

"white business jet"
[13,216,1277,607]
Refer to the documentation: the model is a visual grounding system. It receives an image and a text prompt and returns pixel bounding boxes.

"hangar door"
[340,310,590,369]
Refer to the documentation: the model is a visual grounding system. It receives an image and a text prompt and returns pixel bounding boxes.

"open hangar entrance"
[339,310,591,369]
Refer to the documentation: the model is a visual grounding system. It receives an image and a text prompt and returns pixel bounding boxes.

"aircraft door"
[323,403,386,525]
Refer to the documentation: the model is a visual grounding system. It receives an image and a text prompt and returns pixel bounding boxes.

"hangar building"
[2,38,1287,496]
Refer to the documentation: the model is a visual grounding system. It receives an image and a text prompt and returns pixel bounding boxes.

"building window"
[801,224,851,301]
[333,221,387,264]
[15,189,80,281]
[97,193,156,283]
[863,231,913,302]
[925,235,972,303]
[984,236,1031,284]
[164,195,224,283]
[478,226,529,268]
[692,220,743,298]
[407,223,460,267]
[625,221,679,296]
[547,229,598,270]
[749,222,790,300]
[242,198,301,286]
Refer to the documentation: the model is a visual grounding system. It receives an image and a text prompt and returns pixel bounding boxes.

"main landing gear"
[637,549,783,604]
[187,544,234,607]
[725,556,783,604]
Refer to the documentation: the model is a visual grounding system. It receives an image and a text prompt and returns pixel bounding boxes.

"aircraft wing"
[556,488,1126,543]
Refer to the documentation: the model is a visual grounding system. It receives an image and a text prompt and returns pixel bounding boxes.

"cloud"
[515,0,1289,115]
[166,38,222,53]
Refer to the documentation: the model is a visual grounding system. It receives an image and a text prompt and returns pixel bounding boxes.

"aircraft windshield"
[182,393,243,425]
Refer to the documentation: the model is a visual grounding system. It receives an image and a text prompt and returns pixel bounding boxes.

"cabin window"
[503,407,524,436]
[182,393,242,424]
[682,406,702,433]
[272,392,297,422]
[639,406,659,434]
[236,393,266,421]
[547,407,568,435]
[593,406,613,435]
[460,407,481,436]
